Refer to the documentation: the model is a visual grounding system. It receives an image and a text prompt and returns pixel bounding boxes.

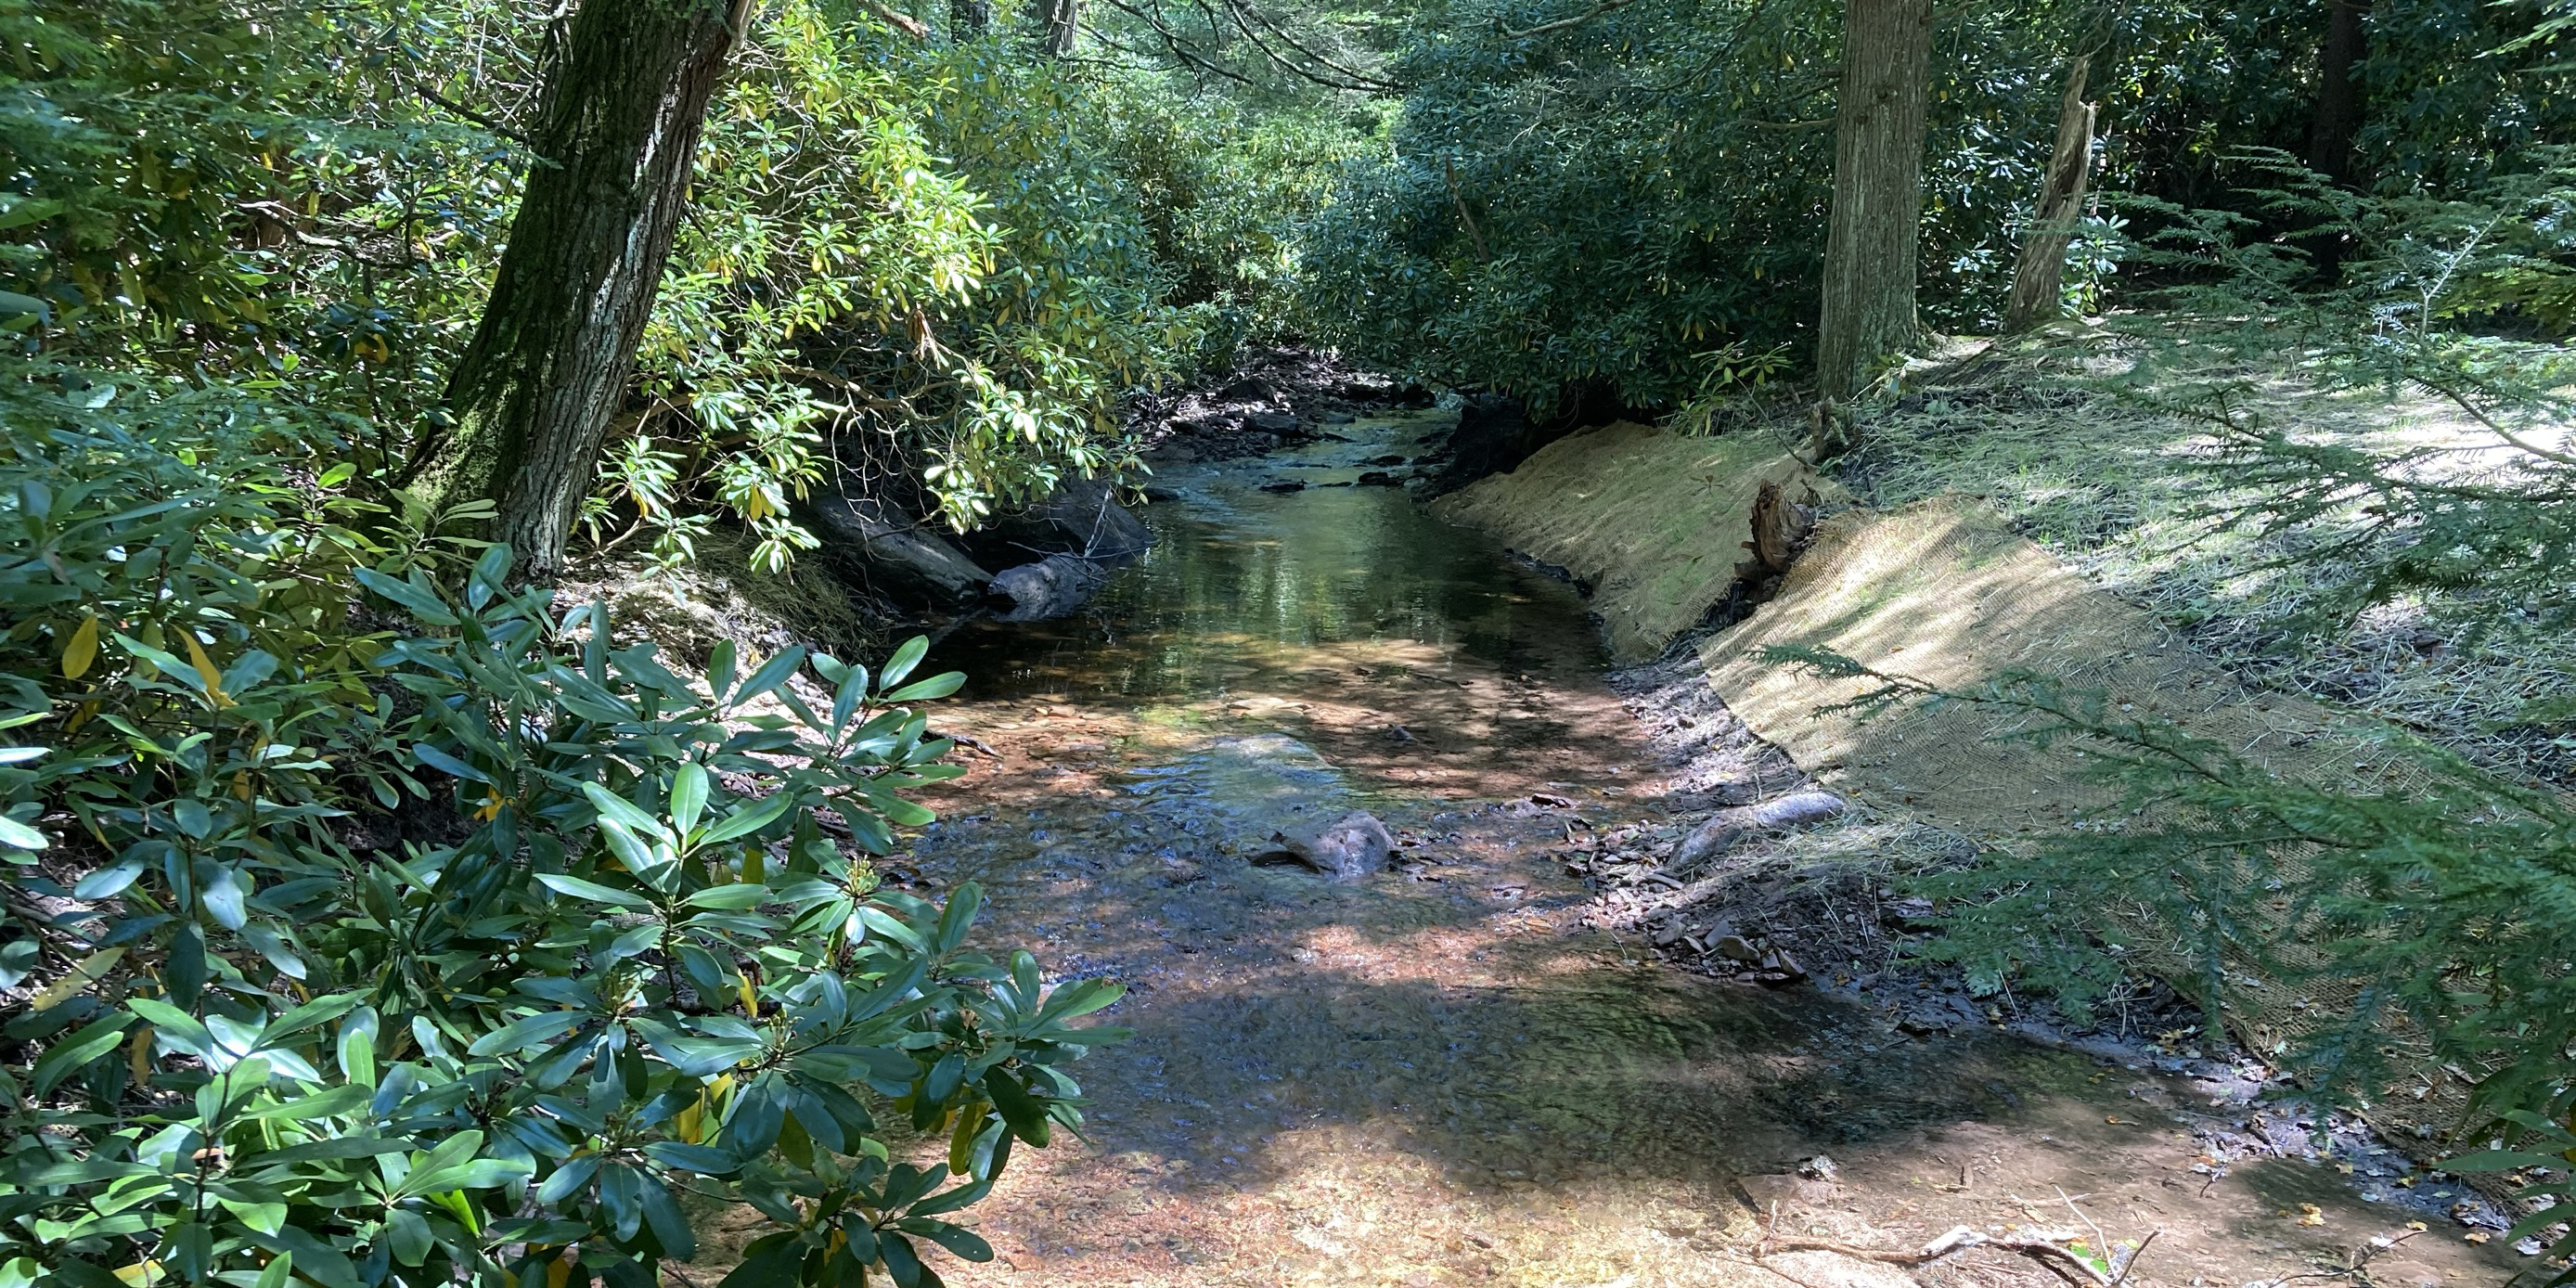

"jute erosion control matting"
[1433,423,1820,663]
[1698,496,2479,1148]
[1700,496,2429,832]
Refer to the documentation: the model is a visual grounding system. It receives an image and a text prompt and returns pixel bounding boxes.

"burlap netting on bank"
[1432,423,1821,663]
[1701,497,2477,1145]
[1702,496,2430,830]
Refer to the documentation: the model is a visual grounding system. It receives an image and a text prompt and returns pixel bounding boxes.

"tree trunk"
[1814,0,1935,404]
[951,0,992,38]
[2308,0,2368,186]
[1028,0,1076,55]
[410,0,738,577]
[2002,55,2097,334]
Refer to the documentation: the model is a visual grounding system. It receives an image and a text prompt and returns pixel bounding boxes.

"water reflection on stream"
[936,412,1607,706]
[832,418,2463,1288]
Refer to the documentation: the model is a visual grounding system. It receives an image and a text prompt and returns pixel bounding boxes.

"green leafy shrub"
[0,360,1124,1286]
[0,0,1271,577]
[587,7,1314,559]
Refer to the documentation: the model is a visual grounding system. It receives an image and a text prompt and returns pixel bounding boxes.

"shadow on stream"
[799,417,2502,1288]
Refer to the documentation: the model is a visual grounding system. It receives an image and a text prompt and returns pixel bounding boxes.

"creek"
[817,416,2495,1288]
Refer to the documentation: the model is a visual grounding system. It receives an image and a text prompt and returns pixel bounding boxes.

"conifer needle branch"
[2410,377,2576,469]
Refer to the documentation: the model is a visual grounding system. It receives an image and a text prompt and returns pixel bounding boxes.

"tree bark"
[410,0,739,577]
[951,0,993,38]
[2002,55,2096,333]
[1029,0,1077,55]
[2308,0,2368,186]
[1814,0,1935,403]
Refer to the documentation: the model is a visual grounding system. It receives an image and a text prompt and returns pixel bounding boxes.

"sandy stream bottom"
[711,418,2512,1288]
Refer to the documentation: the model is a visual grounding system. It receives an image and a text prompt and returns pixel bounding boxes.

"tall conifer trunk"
[1814,0,1934,404]
[413,0,738,576]
[2309,0,2369,186]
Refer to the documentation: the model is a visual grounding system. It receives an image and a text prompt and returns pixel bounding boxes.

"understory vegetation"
[3,0,2574,1281]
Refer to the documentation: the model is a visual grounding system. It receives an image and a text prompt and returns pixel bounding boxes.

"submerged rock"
[1252,810,1395,882]
[989,554,1114,622]
[1670,790,1848,871]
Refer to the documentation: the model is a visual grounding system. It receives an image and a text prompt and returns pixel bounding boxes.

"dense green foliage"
[1303,0,2100,412]
[0,0,1313,573]
[0,5,1195,1282]
[1296,0,2576,413]
[0,356,1127,1285]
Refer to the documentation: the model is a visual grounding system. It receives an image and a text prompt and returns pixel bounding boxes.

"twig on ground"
[1747,1221,2157,1287]
[2250,1229,2418,1287]
[2108,1230,2160,1288]
[930,728,1003,760]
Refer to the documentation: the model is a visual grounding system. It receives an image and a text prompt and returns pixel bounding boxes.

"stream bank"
[711,404,2518,1288]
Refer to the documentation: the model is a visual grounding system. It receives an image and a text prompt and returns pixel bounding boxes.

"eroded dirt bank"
[829,413,2511,1288]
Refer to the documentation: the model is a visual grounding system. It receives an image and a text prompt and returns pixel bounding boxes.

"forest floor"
[663,370,2527,1288]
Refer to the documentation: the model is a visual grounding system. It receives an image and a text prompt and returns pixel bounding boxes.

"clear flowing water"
[934,412,1611,707]
[753,417,2508,1288]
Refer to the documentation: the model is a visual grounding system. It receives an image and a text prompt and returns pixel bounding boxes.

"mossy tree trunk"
[1814,0,1934,404]
[412,0,738,577]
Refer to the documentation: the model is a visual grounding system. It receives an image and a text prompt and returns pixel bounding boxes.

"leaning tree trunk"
[2002,55,2097,334]
[1814,0,1935,405]
[1028,0,1077,55]
[410,0,738,577]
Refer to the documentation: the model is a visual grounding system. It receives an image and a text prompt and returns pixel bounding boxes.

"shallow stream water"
[805,418,2508,1288]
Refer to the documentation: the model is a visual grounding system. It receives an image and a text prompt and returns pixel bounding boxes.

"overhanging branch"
[1494,0,1633,40]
